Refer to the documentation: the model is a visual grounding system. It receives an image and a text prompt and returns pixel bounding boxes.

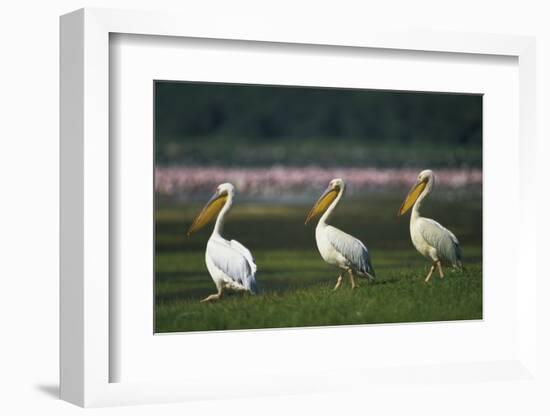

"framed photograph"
[152,81,483,334]
[60,8,538,408]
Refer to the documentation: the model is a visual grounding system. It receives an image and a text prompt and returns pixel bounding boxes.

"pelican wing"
[326,226,375,279]
[229,239,258,275]
[207,238,258,293]
[418,218,463,268]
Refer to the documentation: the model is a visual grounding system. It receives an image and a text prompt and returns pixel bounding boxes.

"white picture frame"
[60,7,537,408]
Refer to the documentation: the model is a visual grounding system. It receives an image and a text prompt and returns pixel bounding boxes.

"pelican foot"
[424,263,436,282]
[200,293,222,303]
[333,275,344,291]
[436,261,445,279]
[347,270,358,290]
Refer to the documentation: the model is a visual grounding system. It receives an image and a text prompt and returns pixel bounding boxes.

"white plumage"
[306,178,375,290]
[317,226,375,279]
[412,218,462,267]
[188,183,258,302]
[399,170,463,282]
[206,237,257,294]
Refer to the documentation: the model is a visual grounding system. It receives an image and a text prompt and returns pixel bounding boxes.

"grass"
[155,192,482,332]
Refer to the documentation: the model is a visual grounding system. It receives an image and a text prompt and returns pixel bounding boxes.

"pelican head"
[187,183,234,236]
[305,178,344,225]
[398,170,434,216]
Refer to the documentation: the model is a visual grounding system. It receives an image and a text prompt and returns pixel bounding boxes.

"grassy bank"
[155,192,482,332]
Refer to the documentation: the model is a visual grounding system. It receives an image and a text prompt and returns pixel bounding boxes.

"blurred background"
[154,81,483,332]
[155,82,482,201]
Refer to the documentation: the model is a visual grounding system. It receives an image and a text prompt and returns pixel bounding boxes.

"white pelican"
[187,183,258,302]
[305,178,375,290]
[398,170,463,282]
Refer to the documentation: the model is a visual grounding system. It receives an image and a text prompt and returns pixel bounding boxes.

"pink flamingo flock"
[156,166,482,198]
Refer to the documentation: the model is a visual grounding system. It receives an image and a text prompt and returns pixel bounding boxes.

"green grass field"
[155,193,482,332]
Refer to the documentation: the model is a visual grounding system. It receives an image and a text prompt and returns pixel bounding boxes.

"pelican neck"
[318,186,344,226]
[212,193,233,237]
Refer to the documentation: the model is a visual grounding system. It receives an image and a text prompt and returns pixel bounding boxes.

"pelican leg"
[424,263,436,283]
[200,288,223,303]
[348,269,358,289]
[334,274,344,291]
[436,261,444,279]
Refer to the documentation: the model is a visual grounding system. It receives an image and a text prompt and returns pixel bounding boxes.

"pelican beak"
[305,185,339,225]
[187,190,228,237]
[398,178,427,216]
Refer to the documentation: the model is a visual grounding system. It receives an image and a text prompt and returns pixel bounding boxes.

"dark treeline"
[154,81,482,168]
